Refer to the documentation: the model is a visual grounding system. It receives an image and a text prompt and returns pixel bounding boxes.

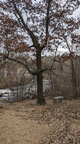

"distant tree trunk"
[50,71,54,97]
[71,60,78,99]
[36,49,46,104]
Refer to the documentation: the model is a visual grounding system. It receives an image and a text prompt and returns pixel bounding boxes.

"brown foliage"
[59,52,76,62]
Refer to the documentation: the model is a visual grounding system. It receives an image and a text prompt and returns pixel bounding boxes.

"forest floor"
[0,97,80,144]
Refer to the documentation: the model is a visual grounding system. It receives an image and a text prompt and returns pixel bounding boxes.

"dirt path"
[0,100,51,144]
[0,98,80,144]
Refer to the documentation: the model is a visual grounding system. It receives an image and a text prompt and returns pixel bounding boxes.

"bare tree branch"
[12,0,40,48]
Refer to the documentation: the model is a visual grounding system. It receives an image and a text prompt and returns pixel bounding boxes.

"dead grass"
[0,97,80,144]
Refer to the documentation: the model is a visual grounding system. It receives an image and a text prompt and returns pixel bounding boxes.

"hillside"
[0,97,80,144]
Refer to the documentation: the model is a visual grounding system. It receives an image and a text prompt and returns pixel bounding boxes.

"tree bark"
[71,60,78,99]
[36,49,46,104]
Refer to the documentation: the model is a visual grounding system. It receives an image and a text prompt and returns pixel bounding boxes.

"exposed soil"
[0,97,80,144]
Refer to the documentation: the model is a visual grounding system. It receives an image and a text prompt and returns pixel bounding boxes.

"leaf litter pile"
[0,97,80,144]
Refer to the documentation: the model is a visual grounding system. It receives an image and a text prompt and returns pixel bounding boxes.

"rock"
[53,96,64,102]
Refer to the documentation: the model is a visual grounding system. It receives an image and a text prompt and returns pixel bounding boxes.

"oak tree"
[0,0,80,104]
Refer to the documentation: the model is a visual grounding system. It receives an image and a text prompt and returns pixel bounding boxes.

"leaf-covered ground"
[0,97,80,144]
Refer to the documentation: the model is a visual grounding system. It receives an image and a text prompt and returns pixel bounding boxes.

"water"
[0,80,50,102]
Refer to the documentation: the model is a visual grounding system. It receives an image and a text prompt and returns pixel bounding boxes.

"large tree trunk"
[36,49,46,104]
